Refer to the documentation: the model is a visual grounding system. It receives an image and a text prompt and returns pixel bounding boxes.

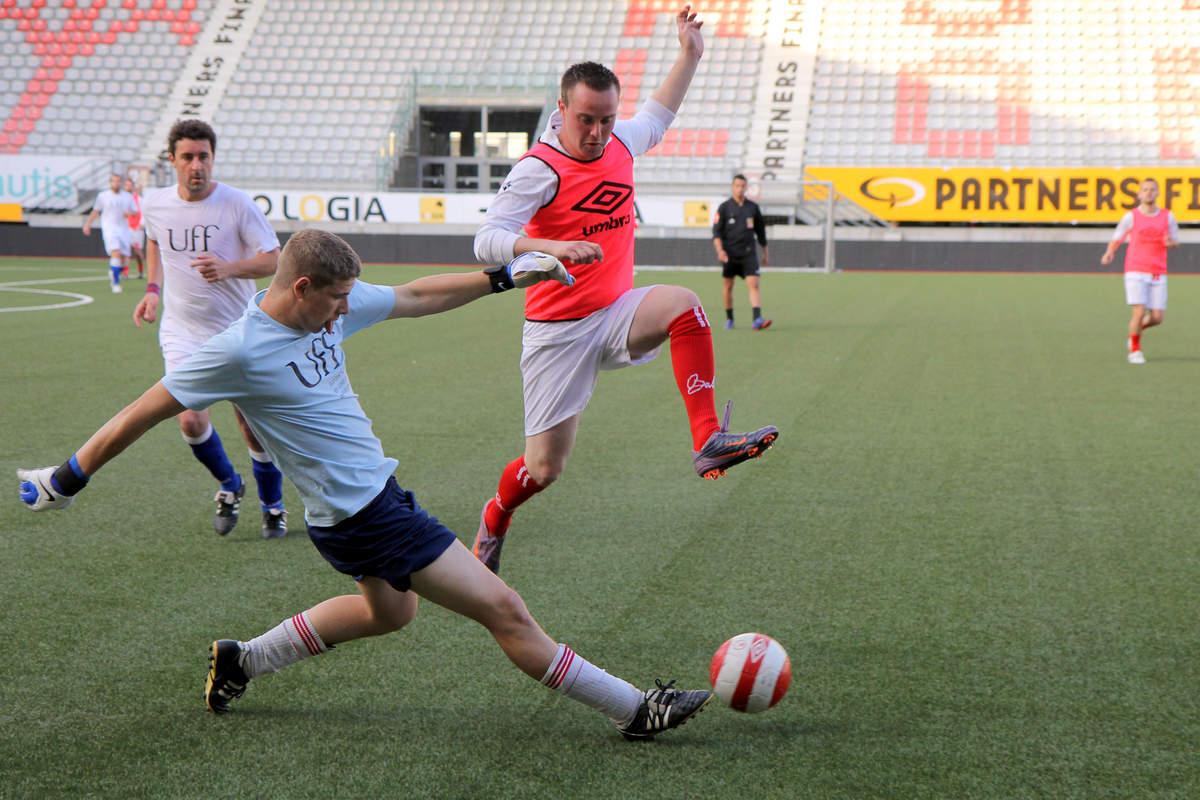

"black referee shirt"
[712,197,767,259]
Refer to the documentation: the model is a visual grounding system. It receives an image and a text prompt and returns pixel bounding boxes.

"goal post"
[799,178,837,273]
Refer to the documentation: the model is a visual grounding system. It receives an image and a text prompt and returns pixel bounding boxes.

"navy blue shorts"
[306,477,457,592]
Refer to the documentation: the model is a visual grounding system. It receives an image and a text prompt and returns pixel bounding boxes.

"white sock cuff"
[283,612,327,657]
[181,423,214,445]
[541,643,583,692]
[248,449,273,463]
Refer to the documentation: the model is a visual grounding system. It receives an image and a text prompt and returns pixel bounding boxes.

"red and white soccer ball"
[709,633,791,713]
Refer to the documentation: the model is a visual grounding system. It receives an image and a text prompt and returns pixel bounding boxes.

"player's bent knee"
[524,457,563,487]
[487,587,537,636]
[373,604,416,634]
[177,411,209,438]
[669,285,702,312]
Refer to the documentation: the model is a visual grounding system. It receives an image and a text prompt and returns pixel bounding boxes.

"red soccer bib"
[521,136,636,320]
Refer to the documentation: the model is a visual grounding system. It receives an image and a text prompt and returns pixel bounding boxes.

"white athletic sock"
[180,423,214,446]
[248,449,272,463]
[242,612,328,677]
[540,643,643,724]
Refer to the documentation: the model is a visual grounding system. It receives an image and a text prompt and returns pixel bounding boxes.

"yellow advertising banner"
[683,201,711,227]
[419,197,445,223]
[805,167,1200,223]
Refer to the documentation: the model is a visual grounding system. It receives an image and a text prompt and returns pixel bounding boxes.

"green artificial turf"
[2,257,1197,799]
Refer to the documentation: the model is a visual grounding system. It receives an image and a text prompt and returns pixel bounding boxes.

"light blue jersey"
[163,280,396,525]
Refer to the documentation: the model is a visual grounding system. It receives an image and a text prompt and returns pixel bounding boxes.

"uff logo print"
[286,333,342,388]
[165,224,220,252]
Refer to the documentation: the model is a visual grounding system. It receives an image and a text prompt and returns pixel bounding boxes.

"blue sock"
[250,452,284,511]
[110,264,122,284]
[184,425,241,492]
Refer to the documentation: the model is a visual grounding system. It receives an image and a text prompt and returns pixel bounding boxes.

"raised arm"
[649,6,705,114]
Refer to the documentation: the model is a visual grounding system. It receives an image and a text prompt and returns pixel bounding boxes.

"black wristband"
[484,264,514,293]
[52,459,89,496]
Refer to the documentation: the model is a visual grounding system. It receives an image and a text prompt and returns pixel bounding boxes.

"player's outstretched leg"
[692,400,779,480]
[416,541,712,739]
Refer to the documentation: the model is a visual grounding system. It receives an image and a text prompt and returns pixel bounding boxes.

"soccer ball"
[709,633,791,713]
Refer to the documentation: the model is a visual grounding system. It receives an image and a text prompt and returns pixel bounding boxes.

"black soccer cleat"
[204,639,250,714]
[692,400,779,480]
[213,481,245,536]
[614,679,713,741]
[261,508,288,539]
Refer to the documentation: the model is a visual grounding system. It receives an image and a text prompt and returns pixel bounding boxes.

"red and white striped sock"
[540,643,643,724]
[242,612,329,677]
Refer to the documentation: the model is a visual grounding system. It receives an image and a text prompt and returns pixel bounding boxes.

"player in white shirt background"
[123,177,146,279]
[82,172,137,293]
[133,119,289,539]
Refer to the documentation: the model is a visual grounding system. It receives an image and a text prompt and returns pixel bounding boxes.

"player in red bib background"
[1101,178,1180,364]
[471,6,779,573]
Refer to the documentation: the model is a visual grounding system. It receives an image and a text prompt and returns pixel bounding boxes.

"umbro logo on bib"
[571,181,632,215]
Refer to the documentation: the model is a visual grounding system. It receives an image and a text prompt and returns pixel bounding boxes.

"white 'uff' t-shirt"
[93,189,137,235]
[142,182,279,343]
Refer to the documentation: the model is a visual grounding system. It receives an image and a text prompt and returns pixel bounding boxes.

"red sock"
[668,307,721,450]
[1130,334,1141,351]
[484,456,544,537]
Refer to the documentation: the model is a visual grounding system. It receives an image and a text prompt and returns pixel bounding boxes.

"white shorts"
[101,225,131,258]
[161,329,212,372]
[1124,271,1167,310]
[128,227,145,250]
[521,285,662,436]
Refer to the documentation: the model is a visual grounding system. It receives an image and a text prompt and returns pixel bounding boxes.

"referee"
[712,174,770,330]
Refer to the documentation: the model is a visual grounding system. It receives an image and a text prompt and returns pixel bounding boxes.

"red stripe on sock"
[545,646,575,689]
[668,307,721,450]
[292,613,322,656]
